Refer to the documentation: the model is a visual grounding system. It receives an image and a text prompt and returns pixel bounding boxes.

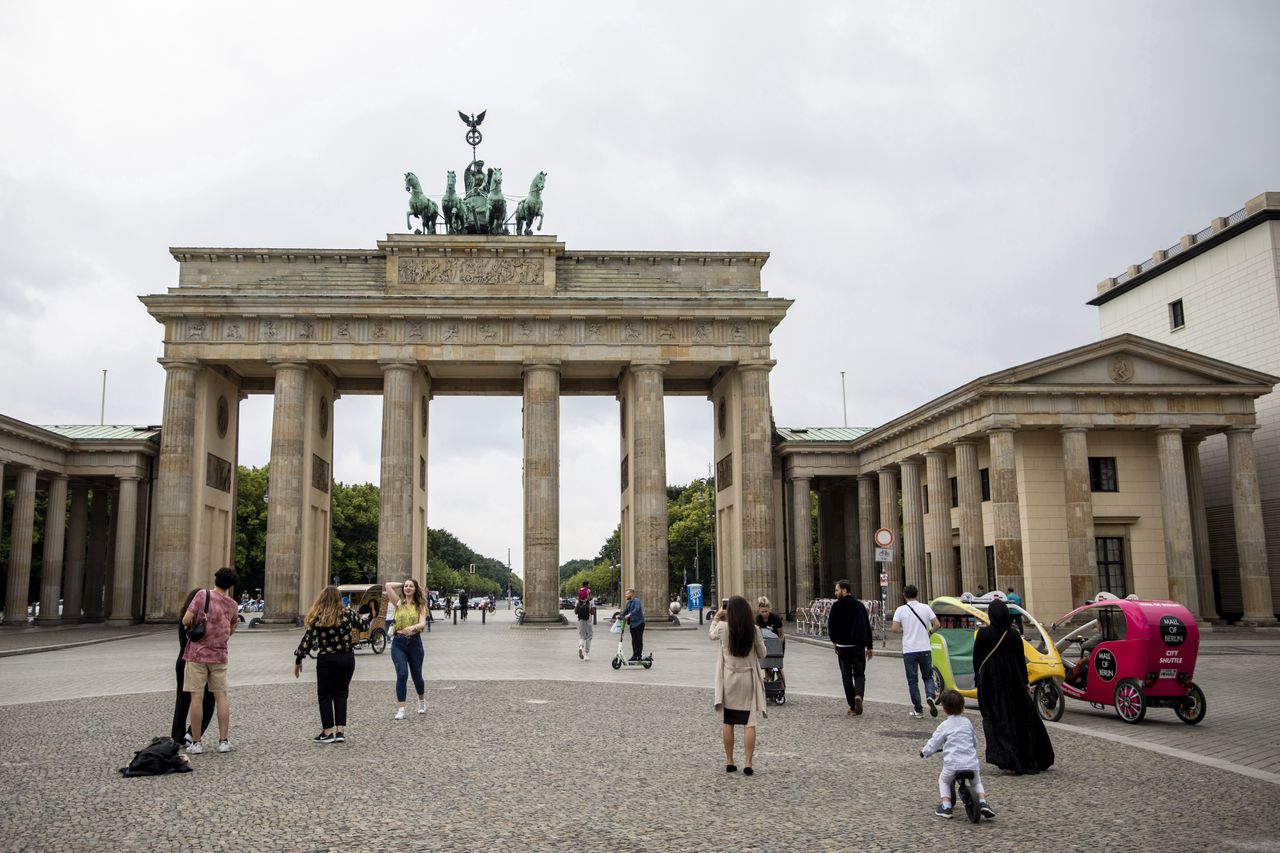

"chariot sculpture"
[402,110,547,236]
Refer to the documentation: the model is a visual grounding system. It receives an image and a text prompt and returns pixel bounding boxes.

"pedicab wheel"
[931,666,945,698]
[1175,683,1206,725]
[1034,679,1065,722]
[1113,679,1147,724]
[611,657,622,670]
[370,627,387,655]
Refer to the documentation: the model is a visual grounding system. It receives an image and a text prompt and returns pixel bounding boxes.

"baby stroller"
[760,627,785,705]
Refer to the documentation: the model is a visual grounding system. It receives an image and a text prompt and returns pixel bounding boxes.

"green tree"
[234,465,269,595]
[330,481,379,582]
[559,558,593,581]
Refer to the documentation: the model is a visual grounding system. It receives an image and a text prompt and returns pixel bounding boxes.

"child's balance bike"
[950,771,982,823]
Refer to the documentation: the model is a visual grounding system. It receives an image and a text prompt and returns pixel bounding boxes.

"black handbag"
[185,590,210,642]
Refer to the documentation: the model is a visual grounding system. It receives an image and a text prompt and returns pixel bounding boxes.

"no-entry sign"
[873,527,894,548]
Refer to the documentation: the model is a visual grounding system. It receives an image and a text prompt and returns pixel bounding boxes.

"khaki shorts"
[184,661,228,693]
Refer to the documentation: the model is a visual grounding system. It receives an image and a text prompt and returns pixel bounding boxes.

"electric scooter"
[610,612,653,670]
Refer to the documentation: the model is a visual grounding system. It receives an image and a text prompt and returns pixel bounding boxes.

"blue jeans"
[391,634,425,703]
[903,651,935,712]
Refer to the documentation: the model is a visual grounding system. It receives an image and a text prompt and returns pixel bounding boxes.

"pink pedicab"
[1049,594,1205,725]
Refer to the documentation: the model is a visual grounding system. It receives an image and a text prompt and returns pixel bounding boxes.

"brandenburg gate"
[140,234,791,623]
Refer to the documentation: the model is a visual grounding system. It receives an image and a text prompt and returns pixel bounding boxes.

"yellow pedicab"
[337,583,389,655]
[928,592,1066,721]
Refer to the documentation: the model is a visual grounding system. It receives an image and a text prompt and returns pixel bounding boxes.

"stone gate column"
[147,360,198,620]
[265,361,308,623]
[523,362,561,623]
[1183,437,1218,621]
[377,362,420,589]
[2,468,37,626]
[63,482,89,622]
[738,363,776,604]
[817,486,844,594]
[1061,428,1097,607]
[1156,428,1199,617]
[842,483,860,596]
[631,364,668,621]
[36,475,69,625]
[988,428,1024,598]
[1227,427,1271,623]
[789,474,814,609]
[955,440,985,594]
[107,476,141,624]
[924,450,956,597]
[856,474,877,600]
[877,467,902,606]
[900,459,927,596]
[84,487,110,621]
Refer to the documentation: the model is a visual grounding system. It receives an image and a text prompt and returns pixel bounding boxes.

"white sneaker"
[908,710,924,719]
[394,708,407,720]
[584,652,590,661]
[186,742,204,754]
[417,700,427,715]
[217,739,233,753]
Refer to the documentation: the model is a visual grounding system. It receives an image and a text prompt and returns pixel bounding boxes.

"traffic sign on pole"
[875,547,893,563]
[873,527,894,548]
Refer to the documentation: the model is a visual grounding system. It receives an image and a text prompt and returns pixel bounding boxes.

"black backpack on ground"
[574,597,591,620]
[119,737,192,777]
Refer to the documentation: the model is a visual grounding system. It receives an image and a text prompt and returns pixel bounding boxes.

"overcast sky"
[3,2,1279,575]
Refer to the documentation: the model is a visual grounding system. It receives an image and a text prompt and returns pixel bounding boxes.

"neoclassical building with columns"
[775,335,1277,625]
[0,419,158,625]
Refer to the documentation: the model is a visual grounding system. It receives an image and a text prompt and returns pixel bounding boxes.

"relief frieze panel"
[398,257,543,287]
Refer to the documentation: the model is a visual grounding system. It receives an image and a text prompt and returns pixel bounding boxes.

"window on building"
[980,468,991,502]
[922,484,929,515]
[1088,457,1118,492]
[1095,537,1127,597]
[985,545,996,592]
[949,477,958,508]
[1169,298,1185,330]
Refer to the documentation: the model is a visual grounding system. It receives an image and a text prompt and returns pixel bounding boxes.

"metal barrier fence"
[795,598,886,643]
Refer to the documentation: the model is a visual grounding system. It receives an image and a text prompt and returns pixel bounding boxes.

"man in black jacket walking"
[828,579,874,716]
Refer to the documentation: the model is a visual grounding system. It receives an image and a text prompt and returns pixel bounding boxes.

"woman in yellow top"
[384,579,428,720]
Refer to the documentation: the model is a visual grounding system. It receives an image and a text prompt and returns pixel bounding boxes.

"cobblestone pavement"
[1,611,1279,851]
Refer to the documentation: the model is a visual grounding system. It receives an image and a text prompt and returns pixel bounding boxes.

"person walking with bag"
[181,567,240,755]
[575,583,593,660]
[293,585,359,743]
[385,579,427,720]
[892,584,941,719]
[710,595,767,775]
[170,587,215,745]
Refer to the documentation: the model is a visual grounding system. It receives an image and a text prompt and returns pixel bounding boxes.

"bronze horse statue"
[515,172,546,236]
[404,172,438,234]
[486,168,507,235]
[442,171,463,234]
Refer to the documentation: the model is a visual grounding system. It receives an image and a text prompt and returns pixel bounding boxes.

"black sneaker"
[332,732,346,743]
[979,801,996,819]
[927,696,938,717]
[934,804,953,819]
[313,732,336,744]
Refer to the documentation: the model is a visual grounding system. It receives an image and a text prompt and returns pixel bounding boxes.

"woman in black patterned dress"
[293,585,360,743]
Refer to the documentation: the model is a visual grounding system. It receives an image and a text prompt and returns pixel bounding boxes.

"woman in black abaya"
[972,599,1055,774]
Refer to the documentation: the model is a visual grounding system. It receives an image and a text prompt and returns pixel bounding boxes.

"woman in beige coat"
[710,595,767,774]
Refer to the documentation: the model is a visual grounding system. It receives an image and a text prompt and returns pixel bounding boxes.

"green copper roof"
[40,425,162,442]
[775,426,872,442]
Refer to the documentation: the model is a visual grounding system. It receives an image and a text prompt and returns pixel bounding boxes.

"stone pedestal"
[36,476,69,625]
[2,468,36,626]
